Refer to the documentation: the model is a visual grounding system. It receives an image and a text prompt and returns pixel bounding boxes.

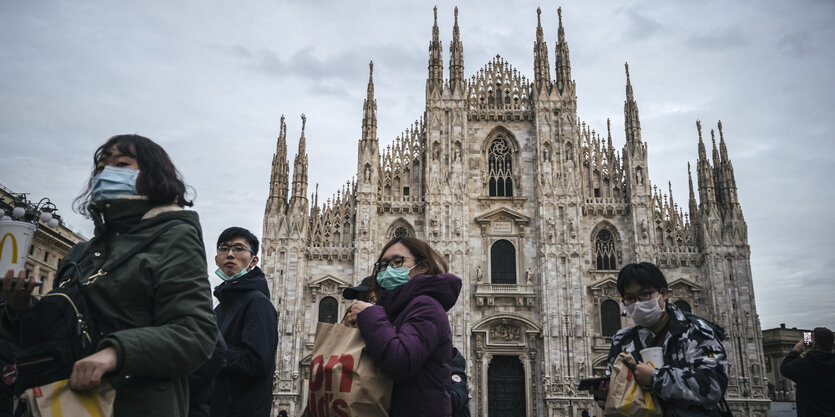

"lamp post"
[0,194,61,228]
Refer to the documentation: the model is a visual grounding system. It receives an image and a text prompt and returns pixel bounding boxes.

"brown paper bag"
[604,352,662,417]
[302,321,392,417]
[19,378,115,417]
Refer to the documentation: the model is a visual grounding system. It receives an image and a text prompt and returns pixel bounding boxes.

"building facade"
[0,183,87,293]
[261,7,770,416]
[762,324,809,402]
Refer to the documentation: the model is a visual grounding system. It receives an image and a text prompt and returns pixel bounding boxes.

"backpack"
[14,220,182,393]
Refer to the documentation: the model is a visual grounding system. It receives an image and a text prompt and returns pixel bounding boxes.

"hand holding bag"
[18,379,115,417]
[302,319,392,417]
[604,352,662,417]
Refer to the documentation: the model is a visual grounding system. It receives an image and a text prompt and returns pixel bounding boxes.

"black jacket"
[189,330,227,417]
[450,348,470,417]
[780,349,835,417]
[211,267,278,417]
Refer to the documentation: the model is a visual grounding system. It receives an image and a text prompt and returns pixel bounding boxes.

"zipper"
[17,357,53,367]
[41,293,93,346]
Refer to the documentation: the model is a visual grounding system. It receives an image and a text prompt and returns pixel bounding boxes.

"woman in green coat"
[2,134,217,416]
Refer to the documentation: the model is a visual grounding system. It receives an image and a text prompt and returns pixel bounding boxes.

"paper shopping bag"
[19,378,115,417]
[604,352,662,417]
[302,321,392,417]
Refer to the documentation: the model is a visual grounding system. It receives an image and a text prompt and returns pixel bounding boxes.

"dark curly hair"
[74,134,193,215]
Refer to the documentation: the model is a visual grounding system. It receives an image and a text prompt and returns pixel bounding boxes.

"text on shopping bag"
[307,353,355,417]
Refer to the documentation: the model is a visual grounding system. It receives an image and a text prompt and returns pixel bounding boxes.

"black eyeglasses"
[217,244,254,255]
[621,289,659,305]
[374,256,417,271]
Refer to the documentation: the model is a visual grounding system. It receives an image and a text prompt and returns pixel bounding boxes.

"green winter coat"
[63,198,217,416]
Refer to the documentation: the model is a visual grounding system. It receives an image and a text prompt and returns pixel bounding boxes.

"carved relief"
[489,324,521,343]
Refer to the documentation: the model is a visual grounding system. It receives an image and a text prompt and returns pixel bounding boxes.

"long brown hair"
[369,237,448,293]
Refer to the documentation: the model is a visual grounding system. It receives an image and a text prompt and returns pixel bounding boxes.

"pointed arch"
[591,221,621,271]
[483,127,519,198]
[386,218,415,239]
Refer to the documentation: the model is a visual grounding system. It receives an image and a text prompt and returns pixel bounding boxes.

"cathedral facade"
[261,7,770,417]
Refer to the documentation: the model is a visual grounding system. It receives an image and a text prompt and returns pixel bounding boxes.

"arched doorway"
[488,355,525,417]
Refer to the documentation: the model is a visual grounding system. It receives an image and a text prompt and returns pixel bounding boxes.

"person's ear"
[250,255,259,268]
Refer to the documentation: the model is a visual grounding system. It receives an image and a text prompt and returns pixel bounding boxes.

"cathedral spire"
[695,120,717,210]
[449,6,464,92]
[266,115,289,215]
[624,62,642,146]
[716,121,741,209]
[533,7,551,92]
[554,7,572,94]
[427,6,444,94]
[718,120,729,164]
[362,61,377,143]
[688,162,698,217]
[291,114,309,205]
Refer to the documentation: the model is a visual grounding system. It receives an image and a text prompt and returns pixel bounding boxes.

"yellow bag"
[18,379,115,417]
[604,352,662,417]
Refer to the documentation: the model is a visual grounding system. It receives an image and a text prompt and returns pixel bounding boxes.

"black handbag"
[14,220,183,392]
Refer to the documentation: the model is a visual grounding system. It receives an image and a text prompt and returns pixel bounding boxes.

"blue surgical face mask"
[376,265,417,290]
[215,266,249,282]
[91,166,140,201]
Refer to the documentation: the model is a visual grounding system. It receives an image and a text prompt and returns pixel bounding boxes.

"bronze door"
[488,355,525,417]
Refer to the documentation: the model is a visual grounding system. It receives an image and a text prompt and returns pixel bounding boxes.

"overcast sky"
[1,0,833,331]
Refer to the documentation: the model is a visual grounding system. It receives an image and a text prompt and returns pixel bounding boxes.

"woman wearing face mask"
[348,237,462,417]
[1,134,216,417]
[589,262,729,416]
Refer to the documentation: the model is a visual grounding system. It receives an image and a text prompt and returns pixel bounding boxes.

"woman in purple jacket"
[349,237,462,417]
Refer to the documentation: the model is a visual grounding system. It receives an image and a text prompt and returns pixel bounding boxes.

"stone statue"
[476,265,482,282]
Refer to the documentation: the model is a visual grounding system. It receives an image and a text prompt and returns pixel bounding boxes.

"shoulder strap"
[54,241,89,289]
[83,220,186,285]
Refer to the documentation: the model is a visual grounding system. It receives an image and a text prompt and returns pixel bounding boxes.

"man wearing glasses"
[210,227,278,417]
[588,262,729,416]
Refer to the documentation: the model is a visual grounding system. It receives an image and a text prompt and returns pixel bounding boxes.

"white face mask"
[625,294,665,327]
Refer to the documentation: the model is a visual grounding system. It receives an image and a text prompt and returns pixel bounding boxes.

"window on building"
[594,229,617,270]
[394,226,409,239]
[29,245,35,255]
[674,300,692,313]
[318,296,338,324]
[488,137,513,197]
[43,251,49,263]
[403,186,410,196]
[601,299,621,337]
[490,239,516,284]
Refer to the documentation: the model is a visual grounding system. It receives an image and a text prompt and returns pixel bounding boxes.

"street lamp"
[0,194,61,228]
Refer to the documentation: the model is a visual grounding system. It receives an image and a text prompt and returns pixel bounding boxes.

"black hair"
[217,227,260,256]
[74,134,194,215]
[616,262,668,296]
[814,327,834,352]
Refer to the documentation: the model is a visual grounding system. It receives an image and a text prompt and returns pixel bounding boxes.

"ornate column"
[520,353,532,417]
[480,352,492,417]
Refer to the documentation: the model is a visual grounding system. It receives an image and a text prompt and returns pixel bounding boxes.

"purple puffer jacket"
[356,273,462,417]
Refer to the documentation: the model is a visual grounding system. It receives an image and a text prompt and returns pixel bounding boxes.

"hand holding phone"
[803,331,812,346]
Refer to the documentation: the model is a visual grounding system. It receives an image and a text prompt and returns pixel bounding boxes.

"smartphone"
[577,376,610,391]
[0,277,43,288]
[803,331,812,346]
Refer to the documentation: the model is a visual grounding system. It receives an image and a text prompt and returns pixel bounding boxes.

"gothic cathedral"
[261,7,770,417]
